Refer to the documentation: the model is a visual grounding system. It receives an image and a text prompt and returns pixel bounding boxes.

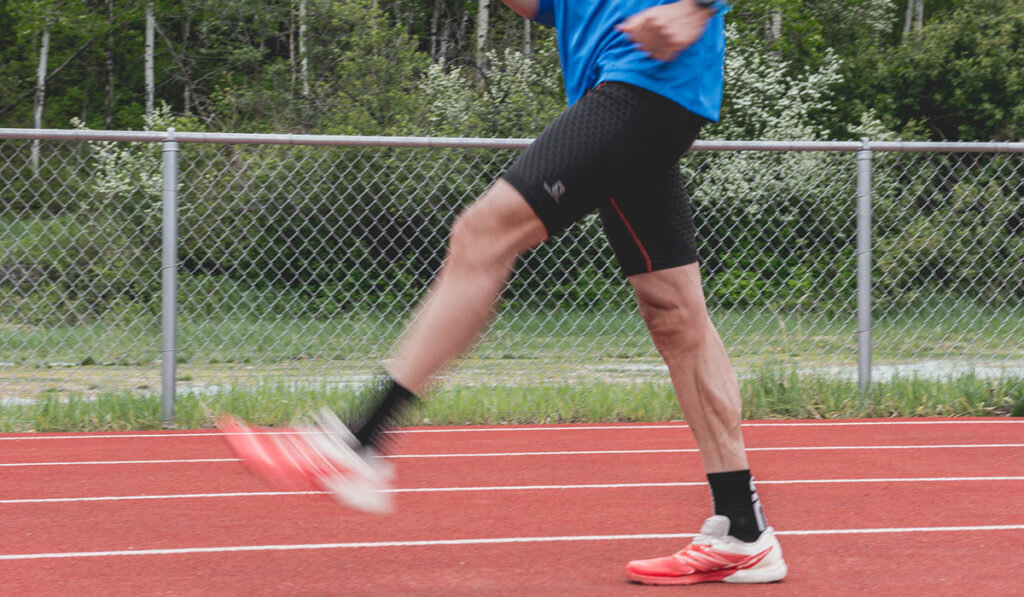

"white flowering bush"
[20,104,201,321]
[691,27,871,310]
[70,103,183,214]
[420,34,563,138]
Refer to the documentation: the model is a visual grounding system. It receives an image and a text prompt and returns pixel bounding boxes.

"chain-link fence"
[2,129,1023,419]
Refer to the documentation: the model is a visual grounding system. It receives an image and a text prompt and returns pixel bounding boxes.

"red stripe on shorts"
[608,196,652,273]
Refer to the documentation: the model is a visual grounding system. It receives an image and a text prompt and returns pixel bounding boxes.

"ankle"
[349,375,419,450]
[706,469,767,542]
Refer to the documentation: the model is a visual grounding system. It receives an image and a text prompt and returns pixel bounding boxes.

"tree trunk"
[145,1,155,120]
[440,9,454,63]
[523,17,531,56]
[903,0,923,42]
[81,74,90,122]
[183,17,191,113]
[476,0,490,69]
[32,24,51,175]
[299,0,309,97]
[430,0,440,60]
[105,0,115,129]
[768,9,782,49]
[289,1,295,89]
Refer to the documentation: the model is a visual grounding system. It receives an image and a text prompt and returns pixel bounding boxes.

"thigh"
[453,179,549,260]
[501,82,702,238]
[598,160,699,276]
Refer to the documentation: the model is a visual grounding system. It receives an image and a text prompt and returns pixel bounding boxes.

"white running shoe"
[218,408,394,514]
[306,407,394,514]
[626,515,787,585]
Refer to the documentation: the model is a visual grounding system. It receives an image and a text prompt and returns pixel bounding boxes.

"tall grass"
[2,370,1021,432]
[3,286,1023,432]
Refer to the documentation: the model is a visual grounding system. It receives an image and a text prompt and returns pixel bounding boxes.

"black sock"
[706,469,767,542]
[349,376,418,450]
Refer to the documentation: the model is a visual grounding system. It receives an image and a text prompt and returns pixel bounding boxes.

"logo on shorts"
[544,180,566,202]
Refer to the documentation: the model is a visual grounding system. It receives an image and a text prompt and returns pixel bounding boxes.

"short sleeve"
[533,0,555,27]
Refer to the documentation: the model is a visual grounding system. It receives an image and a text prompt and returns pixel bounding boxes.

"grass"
[4,296,1022,368]
[2,370,1021,432]
[2,297,1023,432]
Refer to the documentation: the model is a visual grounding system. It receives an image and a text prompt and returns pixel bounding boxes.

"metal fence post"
[161,128,179,424]
[856,138,873,410]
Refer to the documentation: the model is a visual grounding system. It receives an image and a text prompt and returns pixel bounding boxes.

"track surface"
[2,418,1023,596]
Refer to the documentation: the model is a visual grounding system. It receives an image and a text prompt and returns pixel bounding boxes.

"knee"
[635,286,709,355]
[447,203,514,271]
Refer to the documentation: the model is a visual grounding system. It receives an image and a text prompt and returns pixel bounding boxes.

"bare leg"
[623,264,786,581]
[628,263,747,473]
[222,181,547,515]
[386,179,548,394]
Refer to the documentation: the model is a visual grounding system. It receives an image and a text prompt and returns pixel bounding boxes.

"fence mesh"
[2,135,1022,411]
[870,150,1024,379]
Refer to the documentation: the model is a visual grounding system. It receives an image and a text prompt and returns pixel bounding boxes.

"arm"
[616,0,722,62]
[500,0,539,20]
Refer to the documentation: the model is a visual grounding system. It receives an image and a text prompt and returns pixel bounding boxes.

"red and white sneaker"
[626,515,787,585]
[217,408,394,514]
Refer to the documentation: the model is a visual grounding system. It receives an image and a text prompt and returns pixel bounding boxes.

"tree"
[874,0,1024,140]
[693,26,856,309]
[475,0,489,68]
[104,0,115,128]
[326,0,430,134]
[420,32,562,138]
[31,7,50,173]
[145,1,154,118]
[902,0,924,41]
[0,0,1016,142]
[297,0,309,97]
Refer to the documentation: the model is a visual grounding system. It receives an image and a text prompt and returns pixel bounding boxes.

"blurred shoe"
[218,408,393,514]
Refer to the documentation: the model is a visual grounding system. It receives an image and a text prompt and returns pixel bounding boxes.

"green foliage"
[870,0,1024,140]
[3,0,1020,141]
[872,152,1024,307]
[419,31,563,137]
[697,28,853,311]
[4,0,1023,323]
[326,0,432,134]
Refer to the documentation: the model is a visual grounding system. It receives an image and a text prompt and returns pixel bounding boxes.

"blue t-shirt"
[533,0,726,122]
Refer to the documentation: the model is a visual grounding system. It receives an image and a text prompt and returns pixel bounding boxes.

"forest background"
[1,1,1024,425]
[2,0,1023,320]
[2,0,1023,142]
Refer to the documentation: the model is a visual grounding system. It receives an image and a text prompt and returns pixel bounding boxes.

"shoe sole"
[627,560,787,585]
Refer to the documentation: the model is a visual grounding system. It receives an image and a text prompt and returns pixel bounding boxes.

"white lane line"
[391,444,1024,458]
[2,525,1023,561]
[0,458,239,467]
[395,420,1024,432]
[2,419,1021,440]
[0,491,321,504]
[4,476,1023,504]
[0,432,223,440]
[4,443,1024,467]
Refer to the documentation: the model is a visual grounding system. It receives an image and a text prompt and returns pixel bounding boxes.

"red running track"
[1,418,1023,596]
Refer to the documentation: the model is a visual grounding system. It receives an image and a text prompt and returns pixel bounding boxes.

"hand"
[616,1,716,62]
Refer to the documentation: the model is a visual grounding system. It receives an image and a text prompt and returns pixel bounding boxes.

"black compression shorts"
[502,81,706,276]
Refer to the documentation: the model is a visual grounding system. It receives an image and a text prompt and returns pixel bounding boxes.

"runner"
[220,0,786,585]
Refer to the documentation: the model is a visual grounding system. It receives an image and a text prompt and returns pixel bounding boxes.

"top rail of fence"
[2,127,1024,153]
